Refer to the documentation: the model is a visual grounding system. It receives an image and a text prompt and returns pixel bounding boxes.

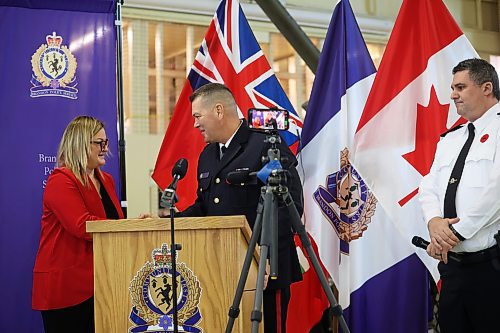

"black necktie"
[220,145,227,160]
[443,123,475,218]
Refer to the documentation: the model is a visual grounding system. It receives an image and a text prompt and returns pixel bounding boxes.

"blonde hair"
[57,116,105,185]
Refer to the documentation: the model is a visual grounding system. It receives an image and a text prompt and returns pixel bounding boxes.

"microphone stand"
[160,157,187,332]
[161,186,181,333]
[169,202,179,333]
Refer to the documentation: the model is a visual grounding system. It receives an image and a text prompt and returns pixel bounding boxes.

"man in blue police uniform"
[178,83,303,332]
[419,58,500,332]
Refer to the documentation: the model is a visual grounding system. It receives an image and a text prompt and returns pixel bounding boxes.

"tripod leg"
[269,191,279,280]
[282,192,351,333]
[225,196,264,332]
[251,190,275,332]
[251,243,270,333]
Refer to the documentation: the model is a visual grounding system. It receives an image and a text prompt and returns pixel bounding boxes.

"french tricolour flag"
[294,0,431,331]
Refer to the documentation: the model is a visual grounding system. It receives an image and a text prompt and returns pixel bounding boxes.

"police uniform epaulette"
[440,124,464,137]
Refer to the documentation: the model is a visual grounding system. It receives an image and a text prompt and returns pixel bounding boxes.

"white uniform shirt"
[419,103,500,252]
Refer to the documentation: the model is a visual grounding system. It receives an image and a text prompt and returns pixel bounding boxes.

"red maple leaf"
[399,86,466,206]
[403,86,466,176]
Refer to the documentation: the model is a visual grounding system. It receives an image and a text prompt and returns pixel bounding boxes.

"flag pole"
[255,0,320,73]
[115,0,127,217]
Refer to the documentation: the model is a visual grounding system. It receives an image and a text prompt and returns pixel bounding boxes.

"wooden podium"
[87,216,260,332]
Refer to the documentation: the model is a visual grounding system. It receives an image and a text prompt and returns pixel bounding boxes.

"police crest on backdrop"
[129,244,203,333]
[30,32,78,99]
[313,148,377,254]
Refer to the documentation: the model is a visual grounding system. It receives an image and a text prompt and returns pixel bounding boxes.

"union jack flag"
[153,0,303,209]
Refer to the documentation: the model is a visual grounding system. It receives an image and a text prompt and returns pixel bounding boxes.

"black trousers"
[263,287,291,333]
[438,258,500,333]
[41,297,94,333]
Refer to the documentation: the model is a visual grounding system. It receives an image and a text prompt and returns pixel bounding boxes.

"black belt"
[452,246,499,265]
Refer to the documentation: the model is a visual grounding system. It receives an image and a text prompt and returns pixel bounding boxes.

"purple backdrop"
[0,1,118,331]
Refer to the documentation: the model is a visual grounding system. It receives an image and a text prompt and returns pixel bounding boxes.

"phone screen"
[248,108,289,131]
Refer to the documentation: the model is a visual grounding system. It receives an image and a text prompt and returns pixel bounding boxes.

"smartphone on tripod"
[248,108,289,131]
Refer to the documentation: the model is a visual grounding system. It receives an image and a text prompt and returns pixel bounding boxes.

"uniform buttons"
[215,178,220,184]
[214,197,220,204]
[199,188,203,192]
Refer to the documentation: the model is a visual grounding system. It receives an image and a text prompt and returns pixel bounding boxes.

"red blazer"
[32,167,124,310]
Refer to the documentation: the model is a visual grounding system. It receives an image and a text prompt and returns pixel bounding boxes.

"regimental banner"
[0,1,118,332]
[129,244,203,333]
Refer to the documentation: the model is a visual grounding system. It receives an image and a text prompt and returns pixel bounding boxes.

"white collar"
[219,120,243,150]
[470,102,500,135]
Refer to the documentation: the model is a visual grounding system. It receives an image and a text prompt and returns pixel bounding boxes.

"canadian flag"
[352,0,478,280]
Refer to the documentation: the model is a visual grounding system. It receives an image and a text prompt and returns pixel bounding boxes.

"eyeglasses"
[91,138,109,151]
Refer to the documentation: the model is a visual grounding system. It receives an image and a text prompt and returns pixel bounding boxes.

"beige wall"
[124,133,163,217]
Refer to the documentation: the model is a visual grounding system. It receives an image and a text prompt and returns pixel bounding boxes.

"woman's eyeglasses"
[91,139,109,151]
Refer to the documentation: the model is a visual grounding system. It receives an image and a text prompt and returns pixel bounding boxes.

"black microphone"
[226,168,258,185]
[411,236,430,250]
[171,158,188,182]
[161,158,188,208]
[412,236,461,262]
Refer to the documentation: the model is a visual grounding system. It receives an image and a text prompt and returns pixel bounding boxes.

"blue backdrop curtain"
[0,1,119,331]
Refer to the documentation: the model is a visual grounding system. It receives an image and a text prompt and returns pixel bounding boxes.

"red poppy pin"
[480,134,489,143]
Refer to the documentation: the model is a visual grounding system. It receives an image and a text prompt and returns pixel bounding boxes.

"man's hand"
[426,242,444,262]
[158,207,179,217]
[428,216,460,263]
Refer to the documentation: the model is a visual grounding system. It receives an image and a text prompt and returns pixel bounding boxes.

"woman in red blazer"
[32,116,124,333]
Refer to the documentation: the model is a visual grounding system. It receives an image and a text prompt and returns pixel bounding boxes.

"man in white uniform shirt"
[419,58,500,332]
